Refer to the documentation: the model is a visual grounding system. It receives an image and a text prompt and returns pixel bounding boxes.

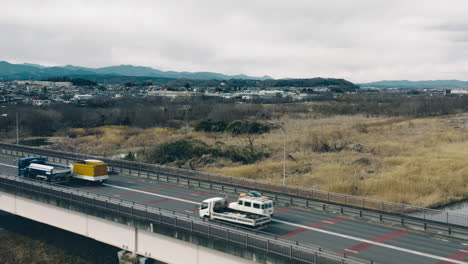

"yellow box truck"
[70,159,109,183]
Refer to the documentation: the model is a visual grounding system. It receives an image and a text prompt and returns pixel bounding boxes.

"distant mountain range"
[360,80,468,89]
[0,61,272,81]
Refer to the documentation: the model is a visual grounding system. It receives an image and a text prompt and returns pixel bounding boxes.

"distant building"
[54,82,73,88]
[32,99,51,106]
[147,91,197,98]
[445,89,468,96]
[73,94,93,100]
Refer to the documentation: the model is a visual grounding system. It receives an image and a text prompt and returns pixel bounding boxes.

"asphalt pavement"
[0,154,467,264]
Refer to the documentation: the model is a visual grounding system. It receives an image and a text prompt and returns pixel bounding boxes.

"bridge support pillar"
[118,250,151,264]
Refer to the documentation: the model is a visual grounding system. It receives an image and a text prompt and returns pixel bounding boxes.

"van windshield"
[200,202,208,210]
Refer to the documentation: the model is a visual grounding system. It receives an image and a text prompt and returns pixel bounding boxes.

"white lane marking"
[463,243,468,246]
[345,249,359,254]
[1,162,466,263]
[102,183,200,205]
[0,162,17,168]
[273,219,467,264]
[323,221,334,224]
[461,250,468,253]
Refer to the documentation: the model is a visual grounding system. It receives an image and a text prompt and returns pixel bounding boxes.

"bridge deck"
[0,153,467,264]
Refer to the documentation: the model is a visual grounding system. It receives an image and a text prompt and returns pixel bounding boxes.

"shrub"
[193,120,228,132]
[147,138,221,164]
[146,138,269,165]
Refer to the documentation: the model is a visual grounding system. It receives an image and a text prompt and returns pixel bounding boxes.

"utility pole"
[16,112,19,145]
[280,125,286,186]
[270,121,287,186]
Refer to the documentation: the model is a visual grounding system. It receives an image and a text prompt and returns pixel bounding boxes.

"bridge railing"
[0,143,467,231]
[0,174,368,264]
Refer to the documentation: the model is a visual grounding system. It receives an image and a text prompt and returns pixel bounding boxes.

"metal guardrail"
[0,174,369,264]
[0,143,467,235]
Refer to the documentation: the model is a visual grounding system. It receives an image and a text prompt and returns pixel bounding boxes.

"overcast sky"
[2,0,468,82]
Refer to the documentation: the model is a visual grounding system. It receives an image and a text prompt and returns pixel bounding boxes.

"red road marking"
[436,247,468,264]
[113,185,177,197]
[147,191,211,205]
[127,180,145,184]
[345,230,409,253]
[279,217,346,238]
[82,186,104,190]
[275,207,294,214]
[184,208,200,214]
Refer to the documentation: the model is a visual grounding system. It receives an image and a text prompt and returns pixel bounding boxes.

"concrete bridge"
[0,143,467,264]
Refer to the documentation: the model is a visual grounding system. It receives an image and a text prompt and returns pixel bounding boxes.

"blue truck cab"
[18,157,71,182]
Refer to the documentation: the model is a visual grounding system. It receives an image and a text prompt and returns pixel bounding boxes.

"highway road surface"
[0,154,467,264]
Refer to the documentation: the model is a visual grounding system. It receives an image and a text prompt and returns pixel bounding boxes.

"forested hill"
[0,61,270,81]
[163,78,359,89]
[0,61,359,89]
[46,75,359,90]
[360,80,468,89]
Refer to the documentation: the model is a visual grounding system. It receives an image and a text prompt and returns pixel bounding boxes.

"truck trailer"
[18,157,109,183]
[70,159,109,182]
[199,197,271,227]
[18,157,71,182]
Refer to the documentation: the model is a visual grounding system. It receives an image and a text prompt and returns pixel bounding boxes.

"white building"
[32,100,51,106]
[73,94,93,100]
[54,82,73,88]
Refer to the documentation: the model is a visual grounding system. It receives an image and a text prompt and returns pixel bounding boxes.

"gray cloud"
[1,0,468,82]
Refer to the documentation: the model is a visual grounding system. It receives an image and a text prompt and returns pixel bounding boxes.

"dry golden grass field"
[47,111,468,208]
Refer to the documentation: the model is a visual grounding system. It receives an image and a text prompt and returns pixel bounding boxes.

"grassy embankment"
[47,113,467,208]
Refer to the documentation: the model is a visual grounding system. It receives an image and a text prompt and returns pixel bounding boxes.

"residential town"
[0,80,342,105]
[1,80,467,106]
